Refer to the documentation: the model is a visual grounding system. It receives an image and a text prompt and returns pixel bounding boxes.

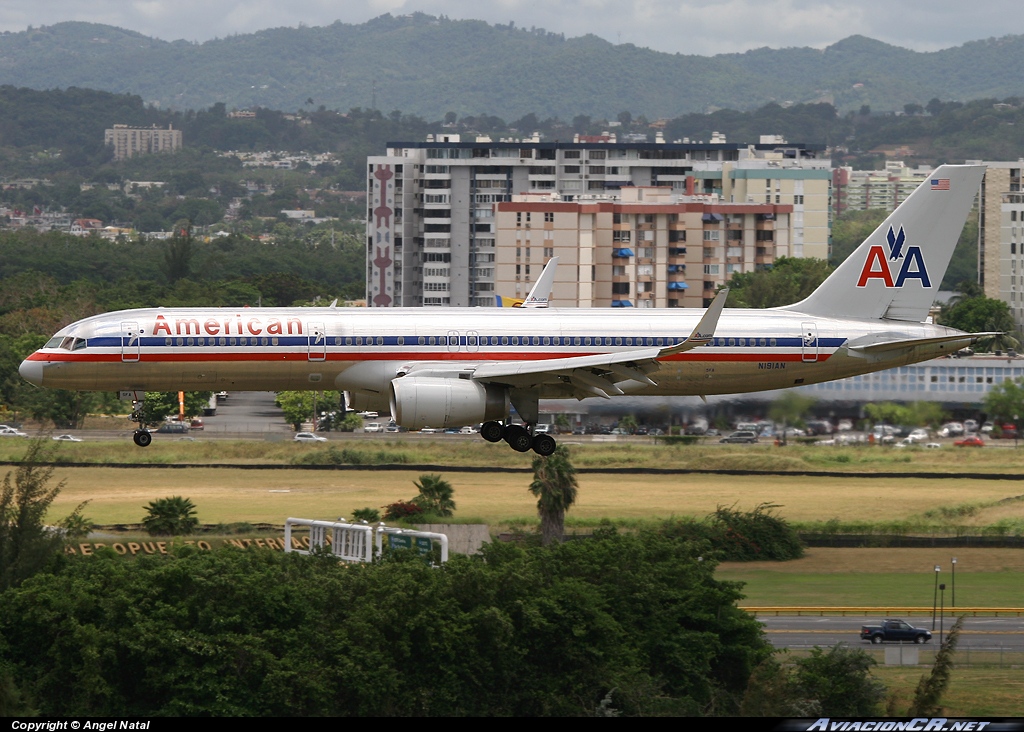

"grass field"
[9,435,1024,472]
[721,549,1024,607]
[874,667,1024,717]
[31,464,1024,531]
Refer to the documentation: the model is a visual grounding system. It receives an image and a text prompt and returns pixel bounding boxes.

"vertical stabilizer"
[520,257,559,308]
[784,164,985,321]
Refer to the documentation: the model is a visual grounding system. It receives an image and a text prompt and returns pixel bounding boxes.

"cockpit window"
[45,337,64,349]
[72,338,87,350]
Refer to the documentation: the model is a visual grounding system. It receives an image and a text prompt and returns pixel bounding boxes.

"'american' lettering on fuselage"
[152,314,303,337]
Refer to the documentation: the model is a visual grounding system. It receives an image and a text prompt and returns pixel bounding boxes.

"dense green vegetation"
[3,18,1024,119]
[0,529,769,716]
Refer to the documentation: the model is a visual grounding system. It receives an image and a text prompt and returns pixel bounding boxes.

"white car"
[419,426,442,434]
[0,427,28,437]
[293,432,327,443]
[358,411,379,419]
[363,422,384,433]
[906,429,930,442]
[52,434,83,442]
[459,425,477,434]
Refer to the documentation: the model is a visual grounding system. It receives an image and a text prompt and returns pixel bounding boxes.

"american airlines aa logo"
[856,225,931,288]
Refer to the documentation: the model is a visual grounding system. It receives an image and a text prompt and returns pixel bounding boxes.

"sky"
[2,0,1022,56]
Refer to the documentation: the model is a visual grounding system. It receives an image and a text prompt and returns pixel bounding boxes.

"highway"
[758,615,1024,651]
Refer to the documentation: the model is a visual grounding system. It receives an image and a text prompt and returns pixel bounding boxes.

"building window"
[563,165,580,174]
[563,151,581,159]
[544,212,554,222]
[703,230,720,241]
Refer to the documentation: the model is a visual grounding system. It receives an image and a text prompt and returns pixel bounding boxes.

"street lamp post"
[939,583,946,645]
[932,565,941,630]
[951,557,957,607]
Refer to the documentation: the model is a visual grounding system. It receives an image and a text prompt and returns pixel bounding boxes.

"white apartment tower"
[366,134,830,307]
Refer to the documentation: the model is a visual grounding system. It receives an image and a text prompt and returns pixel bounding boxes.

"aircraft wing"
[471,288,728,398]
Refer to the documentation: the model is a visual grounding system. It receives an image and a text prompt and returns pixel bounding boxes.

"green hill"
[1,16,1023,119]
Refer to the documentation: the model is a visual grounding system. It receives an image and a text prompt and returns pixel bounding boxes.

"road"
[758,615,1024,651]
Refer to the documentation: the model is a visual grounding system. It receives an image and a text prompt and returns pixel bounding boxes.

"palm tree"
[142,496,199,536]
[529,446,578,545]
[412,474,456,517]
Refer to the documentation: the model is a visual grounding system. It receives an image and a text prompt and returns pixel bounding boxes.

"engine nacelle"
[390,377,508,430]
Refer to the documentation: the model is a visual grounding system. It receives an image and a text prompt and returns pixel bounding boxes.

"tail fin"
[784,164,985,321]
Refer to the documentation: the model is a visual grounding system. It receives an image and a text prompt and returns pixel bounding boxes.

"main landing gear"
[129,396,152,447]
[480,420,557,457]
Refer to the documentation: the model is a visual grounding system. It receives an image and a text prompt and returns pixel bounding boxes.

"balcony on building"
[667,281,689,292]
[611,300,634,307]
[612,248,635,258]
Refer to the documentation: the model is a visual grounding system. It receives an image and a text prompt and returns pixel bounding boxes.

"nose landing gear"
[480,421,557,456]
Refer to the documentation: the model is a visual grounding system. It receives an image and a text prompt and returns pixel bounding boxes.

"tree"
[794,645,885,716]
[0,440,87,590]
[163,224,194,284]
[141,391,213,426]
[726,257,832,309]
[768,392,817,437]
[742,646,885,716]
[411,474,455,517]
[908,615,964,716]
[940,294,1015,341]
[141,496,199,536]
[529,446,578,545]
[984,376,1024,425]
[830,209,887,266]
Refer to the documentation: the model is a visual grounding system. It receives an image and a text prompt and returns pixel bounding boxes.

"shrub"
[708,503,805,561]
[351,507,381,522]
[382,501,424,521]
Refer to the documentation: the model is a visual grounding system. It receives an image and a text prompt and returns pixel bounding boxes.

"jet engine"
[390,377,508,430]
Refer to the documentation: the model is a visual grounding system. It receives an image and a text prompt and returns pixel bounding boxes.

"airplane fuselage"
[20,305,969,397]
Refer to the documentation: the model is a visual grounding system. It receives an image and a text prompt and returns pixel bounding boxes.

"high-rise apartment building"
[493,187,791,308]
[832,161,933,216]
[366,134,829,307]
[975,160,1024,331]
[104,124,182,160]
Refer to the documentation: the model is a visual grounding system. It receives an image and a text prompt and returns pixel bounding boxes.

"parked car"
[190,418,204,430]
[0,427,28,437]
[954,435,985,447]
[157,422,190,434]
[294,432,327,443]
[861,619,932,644]
[937,422,965,437]
[720,430,758,444]
[907,428,930,442]
[363,422,384,433]
[51,434,83,442]
[419,426,442,434]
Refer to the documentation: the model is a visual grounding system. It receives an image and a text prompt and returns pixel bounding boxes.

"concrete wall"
[415,524,491,555]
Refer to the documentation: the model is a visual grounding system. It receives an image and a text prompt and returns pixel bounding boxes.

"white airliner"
[20,165,991,455]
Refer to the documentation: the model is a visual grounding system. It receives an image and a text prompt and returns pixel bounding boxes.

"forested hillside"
[1,16,1024,119]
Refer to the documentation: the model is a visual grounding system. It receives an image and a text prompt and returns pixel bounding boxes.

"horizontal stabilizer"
[848,332,999,356]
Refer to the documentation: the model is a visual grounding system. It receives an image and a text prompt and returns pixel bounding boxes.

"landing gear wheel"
[504,425,533,453]
[532,433,557,456]
[133,430,152,447]
[481,421,504,443]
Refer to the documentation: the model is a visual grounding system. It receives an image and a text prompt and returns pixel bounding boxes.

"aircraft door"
[308,322,326,362]
[447,330,461,353]
[121,321,140,363]
[801,321,818,363]
[466,330,480,353]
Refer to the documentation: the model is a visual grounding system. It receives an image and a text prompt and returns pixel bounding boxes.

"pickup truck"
[860,619,932,644]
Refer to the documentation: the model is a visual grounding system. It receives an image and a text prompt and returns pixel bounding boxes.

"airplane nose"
[19,358,44,386]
